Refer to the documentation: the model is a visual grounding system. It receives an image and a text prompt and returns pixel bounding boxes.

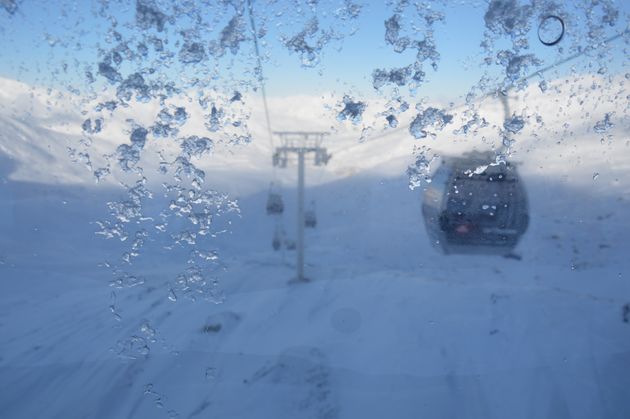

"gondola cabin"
[422,152,529,255]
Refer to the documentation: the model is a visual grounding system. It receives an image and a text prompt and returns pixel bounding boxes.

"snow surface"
[1,74,630,418]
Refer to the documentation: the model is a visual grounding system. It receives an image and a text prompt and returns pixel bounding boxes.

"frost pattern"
[409,107,453,139]
[135,0,169,32]
[496,51,542,87]
[484,0,533,38]
[372,2,444,98]
[282,18,326,67]
[98,62,122,84]
[336,95,366,124]
[275,1,362,68]
[0,0,18,14]
[179,42,206,64]
[503,115,525,134]
[407,146,438,190]
[23,0,623,405]
[593,113,614,134]
[373,66,416,89]
[67,0,268,354]
[454,113,488,135]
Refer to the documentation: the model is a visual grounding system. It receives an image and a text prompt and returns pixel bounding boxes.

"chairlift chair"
[266,183,284,215]
[272,150,288,168]
[304,200,317,228]
[304,210,317,228]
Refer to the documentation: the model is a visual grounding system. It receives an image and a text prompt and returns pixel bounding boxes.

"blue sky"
[0,0,628,101]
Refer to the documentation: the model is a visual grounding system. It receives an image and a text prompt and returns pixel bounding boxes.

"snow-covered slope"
[0,74,629,419]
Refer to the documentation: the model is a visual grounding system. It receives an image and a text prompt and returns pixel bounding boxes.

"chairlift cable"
[247,0,288,239]
[246,0,277,171]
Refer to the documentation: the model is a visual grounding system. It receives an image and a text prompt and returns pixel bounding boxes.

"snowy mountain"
[1,73,629,419]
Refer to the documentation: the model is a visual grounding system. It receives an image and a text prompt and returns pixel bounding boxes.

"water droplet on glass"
[593,113,614,134]
[359,126,373,143]
[538,80,548,92]
[205,367,217,380]
[386,114,398,128]
[168,289,177,302]
[538,15,564,46]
